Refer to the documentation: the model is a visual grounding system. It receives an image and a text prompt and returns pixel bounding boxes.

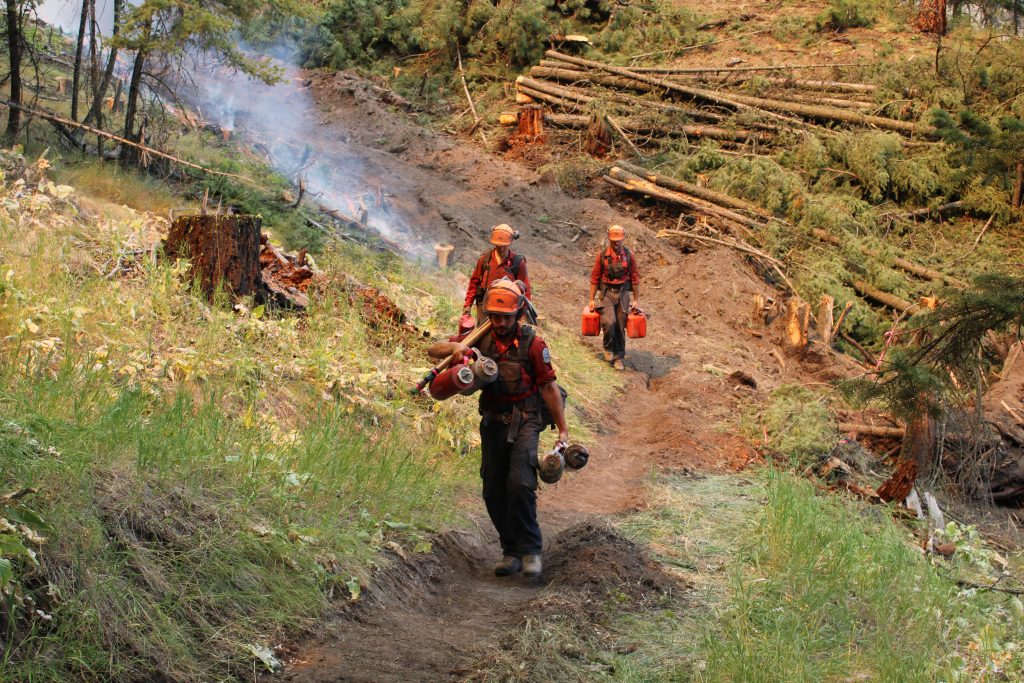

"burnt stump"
[165,214,262,298]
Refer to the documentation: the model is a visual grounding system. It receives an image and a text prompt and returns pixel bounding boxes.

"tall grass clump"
[700,471,1021,682]
[744,385,837,468]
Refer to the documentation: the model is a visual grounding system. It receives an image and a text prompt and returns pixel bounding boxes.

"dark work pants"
[598,287,630,360]
[479,412,543,557]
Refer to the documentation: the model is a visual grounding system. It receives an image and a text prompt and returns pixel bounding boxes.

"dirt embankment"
[260,68,844,681]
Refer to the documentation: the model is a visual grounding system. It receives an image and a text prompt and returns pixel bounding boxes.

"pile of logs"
[606,161,954,322]
[508,50,930,153]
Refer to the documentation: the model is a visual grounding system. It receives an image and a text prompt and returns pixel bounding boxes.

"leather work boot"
[603,350,613,362]
[613,359,625,371]
[522,554,543,577]
[494,555,522,576]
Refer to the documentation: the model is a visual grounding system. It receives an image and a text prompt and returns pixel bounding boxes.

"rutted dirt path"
[234,69,837,681]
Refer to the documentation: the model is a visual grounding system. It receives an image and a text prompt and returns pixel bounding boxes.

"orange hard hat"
[607,224,626,240]
[481,278,524,315]
[490,224,516,246]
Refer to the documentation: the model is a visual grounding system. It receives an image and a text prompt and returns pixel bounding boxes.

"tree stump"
[783,297,810,351]
[818,294,835,348]
[517,105,545,139]
[165,214,262,298]
[584,113,612,157]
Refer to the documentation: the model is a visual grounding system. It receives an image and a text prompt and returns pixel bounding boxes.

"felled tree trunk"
[165,215,262,298]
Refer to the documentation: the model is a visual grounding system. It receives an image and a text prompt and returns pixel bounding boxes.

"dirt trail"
[251,70,837,681]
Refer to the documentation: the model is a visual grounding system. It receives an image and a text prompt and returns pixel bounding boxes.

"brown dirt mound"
[542,521,677,603]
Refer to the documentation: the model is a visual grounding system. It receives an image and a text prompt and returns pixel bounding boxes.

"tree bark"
[851,279,915,312]
[877,457,918,502]
[839,423,905,438]
[1013,160,1023,210]
[83,0,122,128]
[606,166,765,230]
[542,111,763,144]
[902,411,937,480]
[164,215,263,299]
[121,47,147,167]
[915,0,947,34]
[4,0,23,144]
[70,0,91,121]
[617,161,770,216]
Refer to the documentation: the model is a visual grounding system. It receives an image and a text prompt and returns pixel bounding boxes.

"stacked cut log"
[510,50,933,153]
[604,163,959,321]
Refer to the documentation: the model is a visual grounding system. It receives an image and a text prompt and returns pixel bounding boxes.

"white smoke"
[186,45,425,256]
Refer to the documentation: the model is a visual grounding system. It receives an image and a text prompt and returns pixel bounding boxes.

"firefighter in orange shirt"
[588,225,640,370]
[464,224,531,321]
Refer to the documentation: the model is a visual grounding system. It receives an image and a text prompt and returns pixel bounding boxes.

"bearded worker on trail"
[588,224,641,371]
[429,279,568,578]
[463,224,531,320]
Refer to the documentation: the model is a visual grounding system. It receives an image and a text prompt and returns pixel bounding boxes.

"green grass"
[595,470,1023,683]
[700,471,1021,682]
[53,158,184,216]
[469,468,1024,683]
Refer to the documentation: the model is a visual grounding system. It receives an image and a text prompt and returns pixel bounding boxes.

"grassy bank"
[466,468,1022,681]
[0,150,618,680]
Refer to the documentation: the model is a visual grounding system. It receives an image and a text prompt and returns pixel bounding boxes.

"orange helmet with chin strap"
[481,278,525,316]
[490,224,517,246]
[607,224,626,240]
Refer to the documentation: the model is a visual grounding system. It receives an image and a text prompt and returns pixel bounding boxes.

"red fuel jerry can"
[428,362,476,400]
[581,306,600,337]
[626,311,647,339]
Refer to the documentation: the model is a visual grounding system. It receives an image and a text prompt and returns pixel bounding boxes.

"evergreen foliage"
[931,108,1024,204]
[844,274,1024,418]
[815,0,877,31]
[300,0,700,74]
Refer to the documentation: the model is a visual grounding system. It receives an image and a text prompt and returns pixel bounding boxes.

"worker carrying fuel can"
[429,278,568,578]
[588,224,641,371]
[463,224,531,321]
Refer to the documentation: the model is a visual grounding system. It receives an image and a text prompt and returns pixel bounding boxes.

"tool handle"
[411,319,492,394]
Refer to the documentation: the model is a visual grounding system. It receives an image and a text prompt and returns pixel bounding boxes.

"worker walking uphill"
[588,225,641,371]
[464,224,531,320]
[429,279,568,578]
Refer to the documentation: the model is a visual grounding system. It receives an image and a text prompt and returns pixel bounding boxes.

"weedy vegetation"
[0,148,617,679]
